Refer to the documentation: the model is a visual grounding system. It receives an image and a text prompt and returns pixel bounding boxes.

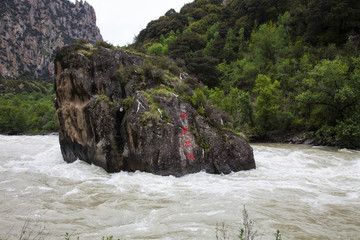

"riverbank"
[250,130,360,151]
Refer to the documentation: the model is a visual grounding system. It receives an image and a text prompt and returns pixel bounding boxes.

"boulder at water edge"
[54,43,256,176]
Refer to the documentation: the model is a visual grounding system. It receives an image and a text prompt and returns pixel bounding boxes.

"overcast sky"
[69,0,193,46]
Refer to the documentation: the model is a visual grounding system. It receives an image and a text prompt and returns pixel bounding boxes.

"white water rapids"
[0,135,359,239]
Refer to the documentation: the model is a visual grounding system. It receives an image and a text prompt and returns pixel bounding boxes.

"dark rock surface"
[54,44,255,176]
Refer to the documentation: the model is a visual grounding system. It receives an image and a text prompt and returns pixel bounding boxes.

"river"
[0,135,359,239]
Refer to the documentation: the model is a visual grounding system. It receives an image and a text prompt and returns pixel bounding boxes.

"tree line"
[134,0,360,148]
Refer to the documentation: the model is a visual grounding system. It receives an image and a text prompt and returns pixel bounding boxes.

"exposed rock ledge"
[54,44,255,176]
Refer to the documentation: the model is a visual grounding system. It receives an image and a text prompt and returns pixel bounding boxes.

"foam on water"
[0,136,359,239]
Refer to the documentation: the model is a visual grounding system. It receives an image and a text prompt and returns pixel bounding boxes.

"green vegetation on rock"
[140,88,173,126]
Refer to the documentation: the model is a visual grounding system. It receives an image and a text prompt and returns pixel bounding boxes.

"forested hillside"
[133,0,360,148]
[0,78,57,134]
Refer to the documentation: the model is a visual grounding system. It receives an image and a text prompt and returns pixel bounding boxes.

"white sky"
[69,0,193,46]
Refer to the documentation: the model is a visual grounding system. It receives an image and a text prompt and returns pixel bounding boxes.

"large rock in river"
[54,43,255,176]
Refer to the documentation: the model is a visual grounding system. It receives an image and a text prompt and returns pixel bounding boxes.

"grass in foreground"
[216,205,282,240]
[1,206,281,240]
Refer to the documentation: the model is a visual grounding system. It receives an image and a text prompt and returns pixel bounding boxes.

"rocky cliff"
[0,0,102,78]
[54,43,256,176]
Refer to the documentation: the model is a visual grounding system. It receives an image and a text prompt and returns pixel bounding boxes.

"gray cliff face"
[54,44,256,176]
[0,0,102,78]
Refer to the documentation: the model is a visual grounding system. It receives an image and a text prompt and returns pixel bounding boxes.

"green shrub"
[148,43,165,56]
[95,94,111,105]
[77,49,94,59]
[76,39,90,45]
[195,132,210,149]
[115,66,136,86]
[191,88,207,115]
[121,96,135,110]
[191,88,206,107]
[141,105,162,125]
[95,41,115,49]
[139,61,165,84]
[152,56,182,75]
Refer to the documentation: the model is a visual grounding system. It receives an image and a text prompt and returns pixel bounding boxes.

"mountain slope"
[0,0,102,78]
[132,0,360,149]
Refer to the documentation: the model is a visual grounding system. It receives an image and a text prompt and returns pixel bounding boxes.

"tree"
[226,87,253,129]
[206,22,219,41]
[185,51,220,88]
[253,74,281,135]
[148,43,164,56]
[206,87,225,109]
[216,61,232,93]
[249,20,288,64]
[205,86,253,131]
[136,11,188,44]
[237,27,246,58]
[296,59,351,127]
[168,32,206,59]
[298,57,360,147]
[192,88,207,115]
[291,0,360,44]
[224,28,237,60]
[204,32,219,57]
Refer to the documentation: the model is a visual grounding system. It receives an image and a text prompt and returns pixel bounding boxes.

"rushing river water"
[0,135,359,239]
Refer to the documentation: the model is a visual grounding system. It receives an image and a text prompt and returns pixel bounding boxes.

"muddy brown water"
[1,135,359,239]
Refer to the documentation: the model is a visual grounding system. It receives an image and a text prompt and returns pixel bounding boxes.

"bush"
[140,61,165,84]
[120,96,135,110]
[76,39,90,45]
[148,43,165,56]
[141,105,162,126]
[115,65,136,86]
[77,49,94,59]
[94,41,115,49]
[152,56,182,75]
[191,88,206,107]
